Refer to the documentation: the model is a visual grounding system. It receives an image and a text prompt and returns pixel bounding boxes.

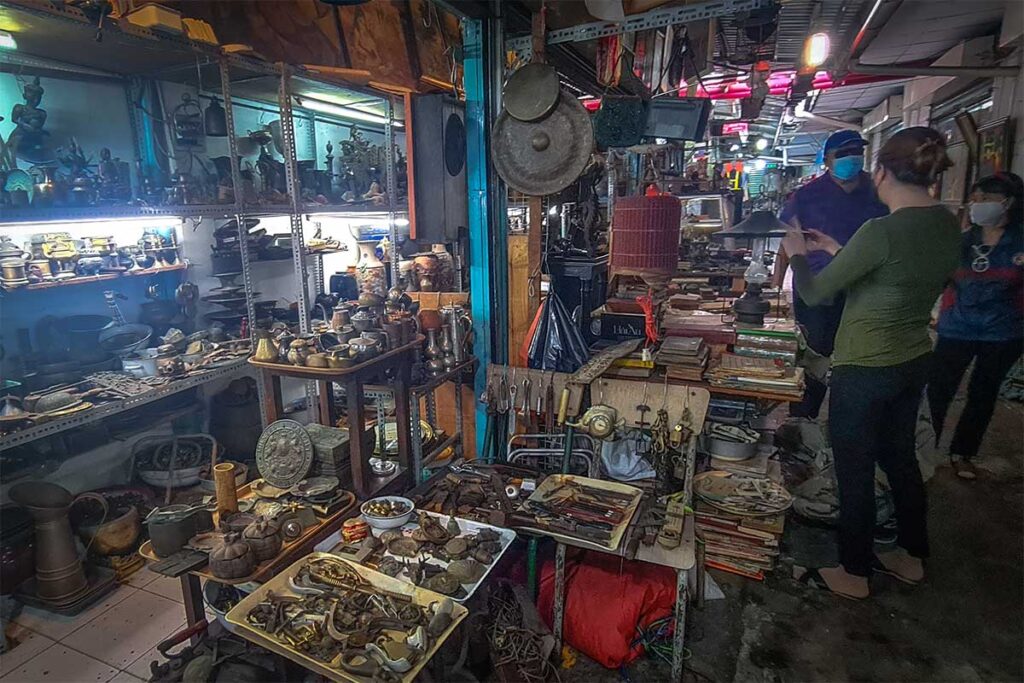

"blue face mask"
[831,155,864,181]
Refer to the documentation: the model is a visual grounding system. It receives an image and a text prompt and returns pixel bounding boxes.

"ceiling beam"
[505,0,775,57]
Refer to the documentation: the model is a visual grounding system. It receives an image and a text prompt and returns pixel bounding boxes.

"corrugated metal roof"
[859,0,1005,64]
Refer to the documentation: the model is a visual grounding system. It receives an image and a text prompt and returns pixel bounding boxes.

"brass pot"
[330,305,351,331]
[351,310,376,334]
[418,308,442,332]
[327,345,353,368]
[336,325,356,343]
[253,332,278,363]
[348,336,379,363]
[1,258,28,287]
[287,338,309,366]
[307,352,329,368]
[382,322,403,349]
[75,503,140,557]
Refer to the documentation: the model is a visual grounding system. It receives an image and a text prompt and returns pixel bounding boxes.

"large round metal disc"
[503,63,561,122]
[492,91,594,197]
[255,419,314,488]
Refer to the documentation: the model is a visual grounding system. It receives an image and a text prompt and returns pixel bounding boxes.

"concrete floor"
[568,397,1023,683]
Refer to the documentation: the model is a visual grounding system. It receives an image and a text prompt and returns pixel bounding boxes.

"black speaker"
[410,95,467,243]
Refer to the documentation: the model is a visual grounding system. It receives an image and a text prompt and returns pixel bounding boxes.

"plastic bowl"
[360,496,414,530]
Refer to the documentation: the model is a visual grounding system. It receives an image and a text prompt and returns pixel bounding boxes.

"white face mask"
[970,201,1007,227]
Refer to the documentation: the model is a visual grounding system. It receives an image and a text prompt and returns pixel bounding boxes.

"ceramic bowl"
[360,496,414,530]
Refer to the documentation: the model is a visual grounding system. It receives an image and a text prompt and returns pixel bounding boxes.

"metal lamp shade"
[714,210,790,238]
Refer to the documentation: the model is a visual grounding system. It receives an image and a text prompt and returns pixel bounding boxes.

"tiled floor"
[2,565,191,683]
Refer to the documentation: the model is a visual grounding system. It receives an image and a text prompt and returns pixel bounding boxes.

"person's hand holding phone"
[804,229,842,256]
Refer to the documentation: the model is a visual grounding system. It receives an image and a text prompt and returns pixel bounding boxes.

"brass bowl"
[76,505,141,556]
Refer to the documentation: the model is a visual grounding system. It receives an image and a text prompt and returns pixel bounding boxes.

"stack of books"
[656,336,709,381]
[695,502,785,580]
[608,352,655,378]
[706,353,804,398]
[733,321,800,366]
[667,293,702,310]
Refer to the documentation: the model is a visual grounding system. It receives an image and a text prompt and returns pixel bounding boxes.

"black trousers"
[792,294,845,419]
[830,355,930,577]
[927,336,1023,460]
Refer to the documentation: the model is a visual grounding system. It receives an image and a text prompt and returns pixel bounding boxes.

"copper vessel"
[9,482,99,605]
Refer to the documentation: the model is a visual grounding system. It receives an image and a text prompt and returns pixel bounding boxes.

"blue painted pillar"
[463,16,508,460]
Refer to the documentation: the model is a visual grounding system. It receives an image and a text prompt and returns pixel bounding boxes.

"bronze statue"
[9,76,53,164]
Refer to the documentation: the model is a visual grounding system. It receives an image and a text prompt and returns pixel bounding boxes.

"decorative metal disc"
[255,419,314,488]
[503,62,561,122]
[492,90,594,197]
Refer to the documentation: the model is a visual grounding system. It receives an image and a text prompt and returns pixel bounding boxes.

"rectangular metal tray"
[370,510,516,603]
[225,553,469,683]
[516,474,643,552]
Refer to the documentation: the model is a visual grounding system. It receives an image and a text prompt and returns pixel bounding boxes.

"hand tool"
[636,381,651,431]
[508,368,518,438]
[535,375,544,415]
[520,376,531,417]
[544,372,555,430]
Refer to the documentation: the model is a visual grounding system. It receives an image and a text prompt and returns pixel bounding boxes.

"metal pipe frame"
[464,13,509,460]
[278,68,317,413]
[850,61,1020,79]
[506,0,773,57]
[219,57,270,427]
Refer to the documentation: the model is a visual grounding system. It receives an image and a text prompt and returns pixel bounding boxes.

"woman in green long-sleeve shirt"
[781,127,961,600]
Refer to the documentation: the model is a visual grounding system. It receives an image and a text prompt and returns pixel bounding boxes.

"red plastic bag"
[537,550,677,668]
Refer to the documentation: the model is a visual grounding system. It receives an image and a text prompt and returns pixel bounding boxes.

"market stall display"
[409,462,544,525]
[225,554,468,683]
[512,475,643,552]
[354,510,515,602]
[139,480,357,585]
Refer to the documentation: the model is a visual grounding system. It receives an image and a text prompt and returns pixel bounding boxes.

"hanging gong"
[492,90,594,197]
[502,62,561,122]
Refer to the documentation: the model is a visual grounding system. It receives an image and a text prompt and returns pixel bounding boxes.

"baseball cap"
[823,130,868,155]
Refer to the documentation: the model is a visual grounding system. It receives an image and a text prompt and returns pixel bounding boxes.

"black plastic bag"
[527,292,590,373]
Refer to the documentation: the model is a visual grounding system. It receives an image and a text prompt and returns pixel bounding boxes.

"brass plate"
[255,419,314,489]
[492,90,594,196]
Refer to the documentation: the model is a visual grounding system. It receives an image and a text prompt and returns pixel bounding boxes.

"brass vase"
[253,332,278,363]
[9,482,96,605]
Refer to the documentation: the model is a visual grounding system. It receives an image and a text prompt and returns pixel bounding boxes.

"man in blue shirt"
[775,130,889,418]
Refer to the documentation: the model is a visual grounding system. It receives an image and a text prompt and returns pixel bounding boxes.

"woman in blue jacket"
[928,173,1024,480]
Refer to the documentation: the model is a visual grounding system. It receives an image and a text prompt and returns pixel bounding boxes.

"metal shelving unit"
[0,359,249,452]
[1,0,415,462]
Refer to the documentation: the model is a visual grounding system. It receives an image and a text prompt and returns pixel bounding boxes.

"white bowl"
[360,496,414,530]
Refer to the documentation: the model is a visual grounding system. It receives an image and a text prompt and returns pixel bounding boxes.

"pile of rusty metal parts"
[148,619,285,683]
[340,511,513,600]
[410,463,544,526]
[242,556,460,680]
[487,581,560,683]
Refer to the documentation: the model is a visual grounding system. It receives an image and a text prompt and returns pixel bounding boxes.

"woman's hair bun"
[878,126,952,187]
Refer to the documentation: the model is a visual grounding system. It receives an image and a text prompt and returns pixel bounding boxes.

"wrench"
[508,368,518,438]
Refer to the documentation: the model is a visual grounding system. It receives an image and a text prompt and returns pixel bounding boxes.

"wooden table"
[249,337,421,498]
[139,485,359,639]
[533,380,711,683]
